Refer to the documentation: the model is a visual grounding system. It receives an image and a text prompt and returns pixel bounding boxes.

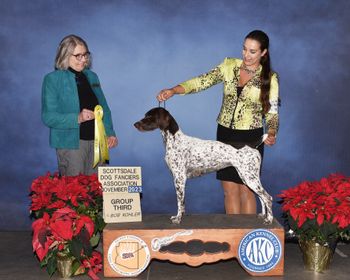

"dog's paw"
[257,213,265,219]
[170,215,181,224]
[263,216,273,225]
[257,213,273,225]
[263,219,273,225]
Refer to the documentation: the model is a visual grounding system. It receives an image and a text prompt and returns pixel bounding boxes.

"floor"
[0,231,349,280]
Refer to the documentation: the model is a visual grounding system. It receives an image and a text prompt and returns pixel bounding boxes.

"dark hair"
[245,30,271,114]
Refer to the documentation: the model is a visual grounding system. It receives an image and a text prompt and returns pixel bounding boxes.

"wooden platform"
[103,214,284,277]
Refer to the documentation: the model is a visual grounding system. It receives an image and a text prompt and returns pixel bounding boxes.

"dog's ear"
[167,114,179,135]
[157,108,179,135]
[157,109,169,131]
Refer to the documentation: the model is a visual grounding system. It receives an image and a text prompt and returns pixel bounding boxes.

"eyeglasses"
[71,52,90,61]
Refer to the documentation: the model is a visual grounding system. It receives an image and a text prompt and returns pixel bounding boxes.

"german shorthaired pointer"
[134,107,273,224]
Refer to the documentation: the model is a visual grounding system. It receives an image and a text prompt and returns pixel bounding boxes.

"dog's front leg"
[170,174,186,224]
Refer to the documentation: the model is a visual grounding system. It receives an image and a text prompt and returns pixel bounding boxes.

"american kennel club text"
[239,229,282,273]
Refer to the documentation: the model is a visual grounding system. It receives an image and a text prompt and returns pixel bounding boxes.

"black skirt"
[216,124,264,184]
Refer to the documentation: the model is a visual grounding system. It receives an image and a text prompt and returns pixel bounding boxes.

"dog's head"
[134,107,179,135]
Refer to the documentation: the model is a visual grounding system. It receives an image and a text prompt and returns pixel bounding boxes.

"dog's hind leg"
[258,196,265,217]
[234,148,273,224]
[245,176,273,224]
[259,190,273,224]
[235,165,273,224]
[170,173,187,224]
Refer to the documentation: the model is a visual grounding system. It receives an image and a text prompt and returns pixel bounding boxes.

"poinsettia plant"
[279,174,350,245]
[29,173,105,280]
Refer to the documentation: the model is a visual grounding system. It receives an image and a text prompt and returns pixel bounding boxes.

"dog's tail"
[255,134,269,148]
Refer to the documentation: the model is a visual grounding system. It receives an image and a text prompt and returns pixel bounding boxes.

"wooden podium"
[103,214,284,277]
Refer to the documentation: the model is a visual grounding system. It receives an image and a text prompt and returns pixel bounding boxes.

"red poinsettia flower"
[82,251,103,280]
[279,173,350,245]
[47,200,67,209]
[75,215,95,237]
[32,212,53,261]
[30,173,104,280]
[50,207,76,241]
[30,192,53,211]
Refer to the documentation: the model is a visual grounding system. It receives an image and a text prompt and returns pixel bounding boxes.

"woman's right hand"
[78,108,95,124]
[157,88,175,102]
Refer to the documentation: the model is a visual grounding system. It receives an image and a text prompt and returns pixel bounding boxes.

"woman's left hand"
[264,134,276,146]
[107,136,118,148]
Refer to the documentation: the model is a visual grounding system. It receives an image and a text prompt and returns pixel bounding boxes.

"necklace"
[240,63,258,75]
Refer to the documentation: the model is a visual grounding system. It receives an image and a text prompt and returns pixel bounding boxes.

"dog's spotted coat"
[134,108,273,224]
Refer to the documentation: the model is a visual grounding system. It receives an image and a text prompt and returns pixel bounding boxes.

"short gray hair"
[55,34,91,70]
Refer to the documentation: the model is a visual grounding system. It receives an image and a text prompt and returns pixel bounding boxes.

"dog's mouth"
[134,119,159,132]
[134,122,144,131]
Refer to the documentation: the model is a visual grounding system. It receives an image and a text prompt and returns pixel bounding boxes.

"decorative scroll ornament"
[93,105,109,167]
[151,230,193,251]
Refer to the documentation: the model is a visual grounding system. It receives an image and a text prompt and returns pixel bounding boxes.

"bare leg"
[239,184,257,214]
[221,181,241,214]
[221,181,257,214]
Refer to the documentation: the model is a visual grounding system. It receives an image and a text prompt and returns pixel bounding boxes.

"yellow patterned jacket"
[179,57,279,134]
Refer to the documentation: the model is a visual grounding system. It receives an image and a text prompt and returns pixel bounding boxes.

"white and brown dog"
[134,107,273,224]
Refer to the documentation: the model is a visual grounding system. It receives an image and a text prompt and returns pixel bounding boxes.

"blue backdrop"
[1,0,349,230]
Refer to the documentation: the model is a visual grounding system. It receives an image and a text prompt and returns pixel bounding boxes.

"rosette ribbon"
[93,105,109,168]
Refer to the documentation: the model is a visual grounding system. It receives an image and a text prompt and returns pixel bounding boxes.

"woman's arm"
[41,73,80,129]
[264,73,279,146]
[157,85,185,101]
[157,59,227,101]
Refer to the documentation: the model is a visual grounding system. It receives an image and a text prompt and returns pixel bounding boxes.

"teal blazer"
[42,69,116,149]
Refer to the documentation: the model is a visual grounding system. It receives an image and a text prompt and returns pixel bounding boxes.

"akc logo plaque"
[238,229,282,273]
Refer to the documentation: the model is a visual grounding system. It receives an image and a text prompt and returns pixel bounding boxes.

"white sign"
[99,166,142,223]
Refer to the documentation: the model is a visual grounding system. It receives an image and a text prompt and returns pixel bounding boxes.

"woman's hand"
[157,88,175,102]
[107,136,118,148]
[78,109,95,123]
[157,85,185,101]
[264,133,276,146]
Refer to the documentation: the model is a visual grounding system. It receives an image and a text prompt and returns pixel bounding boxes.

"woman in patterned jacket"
[157,30,279,216]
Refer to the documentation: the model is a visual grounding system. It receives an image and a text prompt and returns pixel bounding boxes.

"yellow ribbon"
[93,105,109,168]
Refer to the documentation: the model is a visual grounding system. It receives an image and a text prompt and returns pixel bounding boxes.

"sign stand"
[103,214,285,277]
[98,167,142,223]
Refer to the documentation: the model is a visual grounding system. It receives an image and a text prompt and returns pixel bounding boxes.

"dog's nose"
[134,121,142,130]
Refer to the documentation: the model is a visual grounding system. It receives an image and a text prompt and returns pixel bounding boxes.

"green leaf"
[302,219,313,231]
[70,238,83,260]
[90,234,100,248]
[77,203,87,214]
[94,215,106,233]
[320,222,338,240]
[80,227,93,256]
[40,258,48,267]
[46,255,57,276]
[71,259,81,275]
[287,215,299,232]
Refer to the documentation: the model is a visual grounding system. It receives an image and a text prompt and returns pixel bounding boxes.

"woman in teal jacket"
[42,34,117,176]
